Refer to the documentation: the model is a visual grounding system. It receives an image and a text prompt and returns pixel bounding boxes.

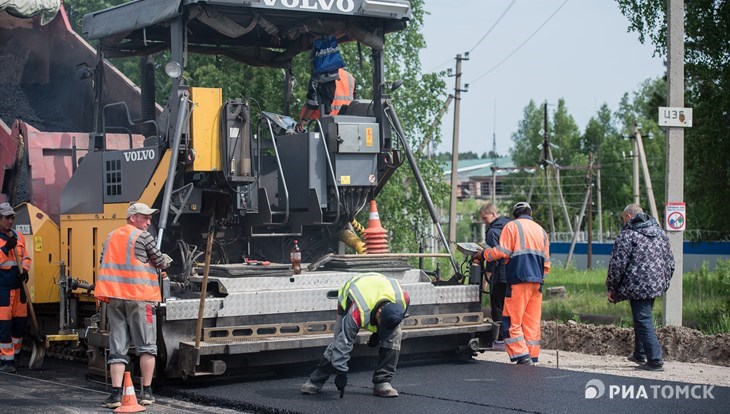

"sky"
[419,0,665,156]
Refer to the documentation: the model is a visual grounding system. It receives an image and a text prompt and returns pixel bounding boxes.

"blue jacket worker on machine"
[301,272,409,398]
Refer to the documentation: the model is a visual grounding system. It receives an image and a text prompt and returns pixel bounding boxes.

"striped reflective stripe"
[99,229,156,275]
[99,263,157,274]
[526,340,541,346]
[512,249,548,258]
[338,272,380,304]
[505,336,524,344]
[514,220,526,250]
[348,283,371,325]
[496,245,512,255]
[97,274,159,287]
[387,278,407,309]
[0,261,17,267]
[511,352,530,360]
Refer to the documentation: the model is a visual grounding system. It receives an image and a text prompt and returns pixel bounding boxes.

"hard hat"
[512,201,532,217]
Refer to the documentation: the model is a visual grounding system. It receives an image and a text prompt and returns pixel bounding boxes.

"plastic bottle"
[290,240,302,274]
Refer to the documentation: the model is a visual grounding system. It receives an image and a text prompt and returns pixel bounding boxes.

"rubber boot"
[491,321,505,351]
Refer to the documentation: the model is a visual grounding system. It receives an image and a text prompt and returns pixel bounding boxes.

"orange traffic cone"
[114,372,146,413]
[363,200,389,254]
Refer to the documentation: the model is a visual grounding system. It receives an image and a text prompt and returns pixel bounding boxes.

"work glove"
[19,269,29,283]
[161,253,173,268]
[334,372,347,397]
[4,235,17,251]
[471,249,484,263]
[295,120,306,133]
[367,332,380,347]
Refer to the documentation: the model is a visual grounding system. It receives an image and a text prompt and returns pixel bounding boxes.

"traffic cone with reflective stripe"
[114,371,145,413]
[363,200,389,254]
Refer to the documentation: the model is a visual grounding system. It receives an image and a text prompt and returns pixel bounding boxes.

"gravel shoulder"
[475,349,730,387]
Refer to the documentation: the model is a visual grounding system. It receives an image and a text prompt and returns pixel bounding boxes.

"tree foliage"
[617,0,730,239]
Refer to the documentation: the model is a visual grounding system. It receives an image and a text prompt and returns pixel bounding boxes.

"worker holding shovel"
[0,202,31,373]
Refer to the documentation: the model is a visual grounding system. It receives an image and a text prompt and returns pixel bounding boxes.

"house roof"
[442,157,528,181]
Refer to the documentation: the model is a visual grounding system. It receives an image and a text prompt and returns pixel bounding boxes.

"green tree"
[509,99,581,232]
[617,0,730,239]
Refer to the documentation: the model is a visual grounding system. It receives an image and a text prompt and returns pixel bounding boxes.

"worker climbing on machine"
[300,272,409,398]
[473,202,550,365]
[95,202,172,408]
[295,34,355,132]
[0,202,31,373]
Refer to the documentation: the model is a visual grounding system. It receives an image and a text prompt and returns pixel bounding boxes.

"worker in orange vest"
[296,36,356,132]
[0,202,31,373]
[96,202,172,409]
[474,202,550,365]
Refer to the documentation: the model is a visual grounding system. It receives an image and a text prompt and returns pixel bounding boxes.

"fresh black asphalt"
[1,355,726,413]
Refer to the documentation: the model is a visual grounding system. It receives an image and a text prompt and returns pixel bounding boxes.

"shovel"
[14,247,45,369]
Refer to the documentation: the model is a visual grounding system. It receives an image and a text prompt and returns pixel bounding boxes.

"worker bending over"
[301,272,409,398]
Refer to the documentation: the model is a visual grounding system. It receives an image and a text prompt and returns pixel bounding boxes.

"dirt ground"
[476,322,730,387]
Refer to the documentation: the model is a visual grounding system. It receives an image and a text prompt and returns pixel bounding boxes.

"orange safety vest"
[95,224,160,302]
[0,230,30,273]
[300,68,355,120]
[331,68,355,114]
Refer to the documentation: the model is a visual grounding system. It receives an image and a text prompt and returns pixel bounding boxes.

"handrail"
[311,119,340,226]
[262,117,289,226]
[102,101,160,144]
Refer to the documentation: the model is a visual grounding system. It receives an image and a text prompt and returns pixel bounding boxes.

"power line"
[428,57,453,73]
[427,0,516,73]
[468,0,517,53]
[469,0,570,85]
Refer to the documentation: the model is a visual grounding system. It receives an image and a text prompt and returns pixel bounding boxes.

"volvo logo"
[123,149,156,162]
[261,0,356,13]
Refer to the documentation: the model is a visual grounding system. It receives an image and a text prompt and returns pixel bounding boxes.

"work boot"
[300,379,323,395]
[140,385,155,405]
[101,387,122,408]
[515,357,534,366]
[373,382,399,398]
[626,354,647,364]
[636,363,664,372]
[0,362,17,373]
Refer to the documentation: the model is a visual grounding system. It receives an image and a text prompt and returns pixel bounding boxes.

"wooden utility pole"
[664,0,684,326]
[587,155,593,270]
[634,125,659,220]
[632,137,640,205]
[448,53,468,249]
[543,102,556,235]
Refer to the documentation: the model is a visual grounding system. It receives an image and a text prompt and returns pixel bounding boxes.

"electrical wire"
[468,0,517,53]
[469,0,570,85]
[427,0,516,73]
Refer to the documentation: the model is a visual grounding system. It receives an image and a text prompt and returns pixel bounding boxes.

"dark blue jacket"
[485,216,510,284]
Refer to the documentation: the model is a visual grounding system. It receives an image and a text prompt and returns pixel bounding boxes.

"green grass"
[535,260,730,335]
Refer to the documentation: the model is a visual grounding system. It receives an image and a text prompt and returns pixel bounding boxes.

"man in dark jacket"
[606,203,674,372]
[478,203,510,351]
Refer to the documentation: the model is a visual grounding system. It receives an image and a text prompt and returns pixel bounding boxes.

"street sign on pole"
[658,106,693,127]
[665,202,686,232]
